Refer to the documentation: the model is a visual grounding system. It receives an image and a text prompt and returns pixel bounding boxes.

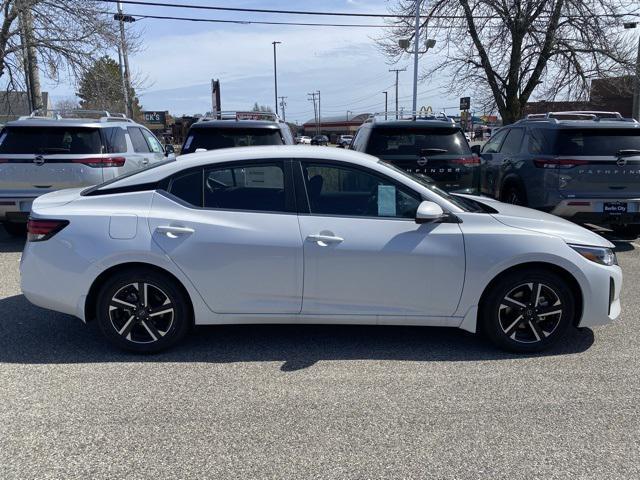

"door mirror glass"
[164,144,175,155]
[470,144,481,155]
[415,200,444,224]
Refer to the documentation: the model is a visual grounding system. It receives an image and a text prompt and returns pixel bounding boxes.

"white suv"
[0,110,174,235]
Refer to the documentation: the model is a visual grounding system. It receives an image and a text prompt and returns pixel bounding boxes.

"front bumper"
[551,198,640,224]
[576,261,622,328]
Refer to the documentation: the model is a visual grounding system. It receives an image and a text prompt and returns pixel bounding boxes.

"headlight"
[570,245,617,266]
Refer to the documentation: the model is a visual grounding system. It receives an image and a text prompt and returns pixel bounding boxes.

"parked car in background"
[337,134,353,148]
[0,110,172,236]
[311,135,329,146]
[180,111,294,155]
[475,111,640,233]
[350,113,480,193]
[296,135,312,145]
[21,146,621,354]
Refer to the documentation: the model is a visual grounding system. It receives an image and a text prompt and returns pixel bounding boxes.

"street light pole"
[272,41,281,116]
[412,0,424,115]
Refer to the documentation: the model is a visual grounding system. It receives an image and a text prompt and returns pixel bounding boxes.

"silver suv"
[0,110,174,235]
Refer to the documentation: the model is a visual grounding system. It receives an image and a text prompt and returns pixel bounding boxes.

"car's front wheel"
[481,268,575,352]
[96,268,191,353]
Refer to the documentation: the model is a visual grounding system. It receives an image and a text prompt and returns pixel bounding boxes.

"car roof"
[369,119,460,129]
[95,146,382,190]
[190,120,281,130]
[4,118,138,128]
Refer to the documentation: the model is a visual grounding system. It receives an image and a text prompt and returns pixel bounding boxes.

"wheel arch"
[500,174,528,203]
[478,261,584,328]
[84,262,195,323]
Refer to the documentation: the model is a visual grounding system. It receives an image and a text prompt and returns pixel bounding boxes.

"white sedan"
[20,146,622,353]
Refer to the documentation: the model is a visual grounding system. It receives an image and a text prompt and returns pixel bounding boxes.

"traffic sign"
[460,97,470,110]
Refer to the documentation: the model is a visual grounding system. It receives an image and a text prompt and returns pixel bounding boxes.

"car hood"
[459,195,614,248]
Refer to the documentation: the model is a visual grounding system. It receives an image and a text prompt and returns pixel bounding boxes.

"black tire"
[500,183,527,206]
[3,222,26,237]
[481,268,575,353]
[96,268,191,353]
[610,224,640,237]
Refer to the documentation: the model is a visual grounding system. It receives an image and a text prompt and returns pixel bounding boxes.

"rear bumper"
[0,197,38,222]
[551,198,640,224]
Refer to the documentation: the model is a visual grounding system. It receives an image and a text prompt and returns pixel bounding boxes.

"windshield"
[379,160,484,212]
[182,128,283,154]
[367,127,470,156]
[0,126,102,154]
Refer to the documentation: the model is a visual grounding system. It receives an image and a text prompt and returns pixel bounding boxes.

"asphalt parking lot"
[0,228,639,480]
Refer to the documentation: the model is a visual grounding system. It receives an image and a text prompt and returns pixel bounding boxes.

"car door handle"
[306,234,344,245]
[141,158,149,165]
[156,225,194,237]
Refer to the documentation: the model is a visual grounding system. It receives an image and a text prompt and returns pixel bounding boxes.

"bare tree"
[0,1,139,107]
[379,0,640,123]
[53,96,78,111]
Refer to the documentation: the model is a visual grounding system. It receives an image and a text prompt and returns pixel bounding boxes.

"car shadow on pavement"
[0,294,595,370]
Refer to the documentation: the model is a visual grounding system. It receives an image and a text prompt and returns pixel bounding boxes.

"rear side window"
[0,126,102,154]
[103,127,127,153]
[204,163,286,212]
[128,127,151,153]
[181,128,283,154]
[168,169,203,206]
[555,129,640,156]
[527,129,555,154]
[366,127,470,156]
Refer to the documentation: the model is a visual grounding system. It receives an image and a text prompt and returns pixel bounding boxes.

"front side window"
[500,128,524,155]
[204,163,286,212]
[0,126,102,154]
[128,127,151,153]
[141,129,164,153]
[482,129,508,154]
[103,127,127,153]
[302,163,420,218]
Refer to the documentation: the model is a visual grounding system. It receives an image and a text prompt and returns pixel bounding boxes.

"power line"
[101,1,640,20]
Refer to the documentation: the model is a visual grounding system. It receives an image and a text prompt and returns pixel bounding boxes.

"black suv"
[181,112,294,154]
[350,115,479,193]
[476,111,640,229]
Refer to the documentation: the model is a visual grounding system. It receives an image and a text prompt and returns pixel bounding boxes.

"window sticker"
[378,185,397,216]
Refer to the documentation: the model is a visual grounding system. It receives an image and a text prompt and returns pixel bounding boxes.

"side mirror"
[415,200,444,224]
[164,144,175,156]
[470,144,481,155]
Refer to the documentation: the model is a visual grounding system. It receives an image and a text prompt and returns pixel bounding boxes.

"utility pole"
[389,67,406,119]
[278,96,287,121]
[383,91,388,120]
[272,41,282,115]
[115,1,135,117]
[18,0,42,112]
[307,92,318,135]
[346,110,352,121]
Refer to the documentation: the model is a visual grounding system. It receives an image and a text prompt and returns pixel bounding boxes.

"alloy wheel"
[498,282,563,344]
[109,282,175,344]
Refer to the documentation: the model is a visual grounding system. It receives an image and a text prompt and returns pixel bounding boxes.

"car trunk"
[535,127,640,198]
[0,126,107,195]
[365,126,479,193]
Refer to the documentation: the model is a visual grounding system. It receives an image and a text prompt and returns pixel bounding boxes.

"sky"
[43,0,462,124]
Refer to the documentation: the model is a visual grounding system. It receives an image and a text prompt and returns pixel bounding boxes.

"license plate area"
[603,202,627,215]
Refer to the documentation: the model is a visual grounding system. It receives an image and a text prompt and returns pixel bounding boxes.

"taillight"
[533,158,589,169]
[72,157,126,168]
[450,156,481,165]
[27,218,69,242]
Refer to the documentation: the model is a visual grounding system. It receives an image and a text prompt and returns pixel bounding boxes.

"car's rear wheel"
[481,268,575,352]
[96,268,191,353]
[3,222,26,237]
[501,184,526,206]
